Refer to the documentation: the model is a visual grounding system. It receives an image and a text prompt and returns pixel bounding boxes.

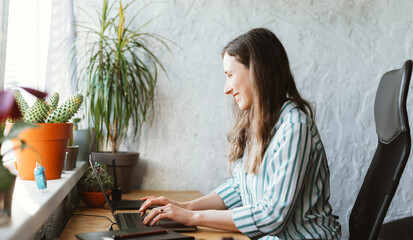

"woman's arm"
[139,192,227,215]
[143,204,240,233]
[192,209,239,232]
[140,193,240,232]
[185,192,227,210]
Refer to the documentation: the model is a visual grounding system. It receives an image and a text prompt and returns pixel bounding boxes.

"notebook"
[75,227,194,240]
[89,157,198,233]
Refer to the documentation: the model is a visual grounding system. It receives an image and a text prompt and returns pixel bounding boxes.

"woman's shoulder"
[277,100,313,127]
[272,101,322,147]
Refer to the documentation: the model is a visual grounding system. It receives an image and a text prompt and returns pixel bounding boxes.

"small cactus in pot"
[14,90,83,123]
[10,90,84,180]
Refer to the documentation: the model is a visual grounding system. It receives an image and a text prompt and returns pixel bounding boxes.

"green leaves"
[118,1,125,44]
[76,0,171,152]
[79,162,113,192]
[0,120,35,192]
[0,121,36,143]
[0,157,14,192]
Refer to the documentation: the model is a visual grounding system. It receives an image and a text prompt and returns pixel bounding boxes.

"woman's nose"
[224,79,232,95]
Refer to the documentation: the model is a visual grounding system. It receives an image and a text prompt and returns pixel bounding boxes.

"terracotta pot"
[79,191,110,208]
[6,123,73,180]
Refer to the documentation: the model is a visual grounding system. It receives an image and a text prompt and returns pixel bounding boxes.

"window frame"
[0,0,9,91]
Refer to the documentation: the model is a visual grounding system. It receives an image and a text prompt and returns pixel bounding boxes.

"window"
[4,0,52,91]
[2,0,77,101]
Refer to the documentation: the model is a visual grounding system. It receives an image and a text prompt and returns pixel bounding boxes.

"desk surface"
[59,190,250,240]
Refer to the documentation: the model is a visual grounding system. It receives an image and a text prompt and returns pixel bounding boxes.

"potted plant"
[75,0,170,192]
[78,162,113,208]
[8,90,83,180]
[65,118,81,171]
[0,87,47,223]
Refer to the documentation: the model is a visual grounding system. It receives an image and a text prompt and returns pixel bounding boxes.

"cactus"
[46,94,83,123]
[14,90,83,123]
[47,92,59,111]
[24,99,50,123]
[13,90,29,116]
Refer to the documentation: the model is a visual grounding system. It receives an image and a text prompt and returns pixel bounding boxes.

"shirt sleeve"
[212,163,243,209]
[232,122,313,238]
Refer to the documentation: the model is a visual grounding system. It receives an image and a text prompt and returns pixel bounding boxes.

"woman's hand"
[143,204,195,226]
[139,194,239,232]
[139,196,186,216]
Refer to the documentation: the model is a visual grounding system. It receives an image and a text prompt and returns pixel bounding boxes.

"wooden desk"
[59,190,250,240]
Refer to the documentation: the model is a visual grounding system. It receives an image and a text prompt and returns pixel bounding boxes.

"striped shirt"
[213,101,341,239]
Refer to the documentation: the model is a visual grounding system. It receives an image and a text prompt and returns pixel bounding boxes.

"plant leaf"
[1,121,36,142]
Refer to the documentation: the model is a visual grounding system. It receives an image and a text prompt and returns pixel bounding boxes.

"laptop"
[111,195,160,210]
[89,157,157,210]
[89,158,198,233]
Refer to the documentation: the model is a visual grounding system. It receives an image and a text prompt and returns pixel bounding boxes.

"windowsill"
[0,161,88,240]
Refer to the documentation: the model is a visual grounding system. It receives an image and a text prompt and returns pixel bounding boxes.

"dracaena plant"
[75,0,170,153]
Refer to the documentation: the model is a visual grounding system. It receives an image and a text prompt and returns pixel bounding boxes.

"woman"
[139,28,341,239]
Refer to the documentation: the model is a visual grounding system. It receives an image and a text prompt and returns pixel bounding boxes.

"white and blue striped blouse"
[213,101,341,240]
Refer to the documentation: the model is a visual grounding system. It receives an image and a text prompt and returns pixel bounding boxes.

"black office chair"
[348,60,413,240]
[378,216,413,240]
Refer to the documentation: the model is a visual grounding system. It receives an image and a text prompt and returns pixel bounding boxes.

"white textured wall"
[77,0,413,238]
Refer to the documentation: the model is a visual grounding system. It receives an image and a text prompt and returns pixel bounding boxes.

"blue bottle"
[34,162,47,191]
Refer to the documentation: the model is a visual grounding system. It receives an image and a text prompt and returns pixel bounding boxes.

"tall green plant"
[76,0,170,153]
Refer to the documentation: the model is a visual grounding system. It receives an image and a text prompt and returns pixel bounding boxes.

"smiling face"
[223,53,253,110]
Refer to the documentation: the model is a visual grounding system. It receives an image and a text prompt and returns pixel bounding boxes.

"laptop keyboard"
[116,213,147,229]
[116,212,197,232]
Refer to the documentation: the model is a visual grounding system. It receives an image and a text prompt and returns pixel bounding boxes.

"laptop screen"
[88,156,117,216]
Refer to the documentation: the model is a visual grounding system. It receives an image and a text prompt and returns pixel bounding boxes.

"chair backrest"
[349,60,413,240]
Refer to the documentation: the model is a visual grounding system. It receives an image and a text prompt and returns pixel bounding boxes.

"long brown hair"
[224,28,313,174]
